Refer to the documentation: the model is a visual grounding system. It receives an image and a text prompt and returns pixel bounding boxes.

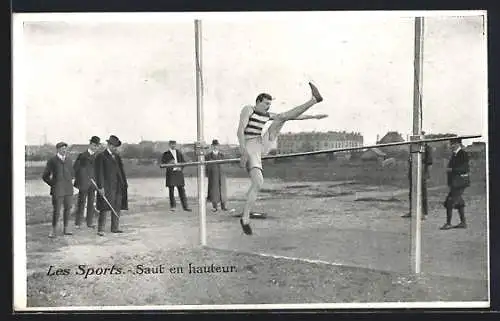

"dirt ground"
[23,178,488,308]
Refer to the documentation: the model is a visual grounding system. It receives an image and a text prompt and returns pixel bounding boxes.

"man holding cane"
[94,135,129,236]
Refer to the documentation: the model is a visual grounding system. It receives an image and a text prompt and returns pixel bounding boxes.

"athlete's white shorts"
[244,119,285,172]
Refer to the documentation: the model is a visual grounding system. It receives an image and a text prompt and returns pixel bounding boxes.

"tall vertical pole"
[195,19,207,246]
[410,16,424,274]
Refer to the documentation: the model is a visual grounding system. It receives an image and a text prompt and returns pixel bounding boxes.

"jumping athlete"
[237,82,326,235]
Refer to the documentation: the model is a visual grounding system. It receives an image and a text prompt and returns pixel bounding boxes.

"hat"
[169,140,177,144]
[450,137,462,145]
[90,136,100,145]
[212,139,219,145]
[106,135,122,147]
[55,142,68,149]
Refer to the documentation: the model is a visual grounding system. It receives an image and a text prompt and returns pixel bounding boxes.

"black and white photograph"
[13,11,489,310]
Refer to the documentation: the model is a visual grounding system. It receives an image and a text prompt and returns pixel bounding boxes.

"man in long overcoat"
[161,140,191,212]
[94,135,128,235]
[205,139,229,212]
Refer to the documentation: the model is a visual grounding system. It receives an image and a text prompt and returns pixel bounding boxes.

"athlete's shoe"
[309,82,323,103]
[240,218,253,235]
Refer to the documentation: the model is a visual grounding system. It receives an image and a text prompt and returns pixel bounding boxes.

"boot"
[440,208,453,230]
[48,226,57,238]
[454,207,467,228]
[63,225,73,235]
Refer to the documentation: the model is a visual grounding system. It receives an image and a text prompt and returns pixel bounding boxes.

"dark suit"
[42,155,74,228]
[161,149,189,209]
[408,144,433,215]
[73,150,97,226]
[444,148,470,210]
[95,149,128,232]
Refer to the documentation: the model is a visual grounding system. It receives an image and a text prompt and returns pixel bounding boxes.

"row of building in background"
[360,132,486,161]
[276,130,485,161]
[277,131,364,154]
[25,130,486,165]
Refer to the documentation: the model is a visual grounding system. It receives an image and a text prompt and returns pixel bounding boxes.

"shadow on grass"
[355,197,402,202]
[284,185,311,189]
[310,191,354,198]
[260,188,355,199]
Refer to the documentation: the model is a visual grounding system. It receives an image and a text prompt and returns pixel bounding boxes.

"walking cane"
[90,178,120,219]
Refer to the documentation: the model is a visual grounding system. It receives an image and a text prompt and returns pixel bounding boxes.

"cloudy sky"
[16,12,487,146]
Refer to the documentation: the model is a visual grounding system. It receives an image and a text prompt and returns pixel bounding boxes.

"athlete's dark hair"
[255,93,273,104]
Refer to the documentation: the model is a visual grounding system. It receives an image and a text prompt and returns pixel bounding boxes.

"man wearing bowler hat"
[42,142,75,238]
[73,136,101,228]
[95,135,129,236]
[161,140,192,212]
[205,139,230,212]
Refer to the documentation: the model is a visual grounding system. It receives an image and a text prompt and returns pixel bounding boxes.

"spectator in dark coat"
[42,142,75,238]
[73,135,100,228]
[161,140,191,212]
[94,135,128,236]
[205,139,229,212]
[440,138,470,230]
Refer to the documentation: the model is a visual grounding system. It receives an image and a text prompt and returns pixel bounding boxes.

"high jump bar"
[159,134,482,168]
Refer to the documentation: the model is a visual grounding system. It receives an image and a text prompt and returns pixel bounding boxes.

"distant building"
[361,148,387,162]
[148,141,195,154]
[277,131,364,155]
[378,131,405,143]
[25,144,54,155]
[376,131,408,156]
[68,144,89,158]
[144,141,168,153]
[25,144,56,161]
[377,131,405,145]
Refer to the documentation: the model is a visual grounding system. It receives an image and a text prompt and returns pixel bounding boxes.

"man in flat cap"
[440,137,470,230]
[161,140,192,212]
[94,135,129,236]
[73,136,101,228]
[42,142,75,238]
[205,139,230,212]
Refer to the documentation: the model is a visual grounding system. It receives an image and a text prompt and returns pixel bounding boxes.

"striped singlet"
[244,108,271,138]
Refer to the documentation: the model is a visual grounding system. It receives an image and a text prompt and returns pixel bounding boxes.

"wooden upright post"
[195,19,207,246]
[410,16,424,274]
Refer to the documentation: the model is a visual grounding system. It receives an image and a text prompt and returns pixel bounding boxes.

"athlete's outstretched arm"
[269,112,328,121]
[290,113,328,120]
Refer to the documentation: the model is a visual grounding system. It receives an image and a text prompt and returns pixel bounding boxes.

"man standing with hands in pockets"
[161,140,192,212]
[42,142,75,238]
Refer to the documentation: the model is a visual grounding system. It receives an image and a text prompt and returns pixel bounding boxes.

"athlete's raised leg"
[274,83,322,124]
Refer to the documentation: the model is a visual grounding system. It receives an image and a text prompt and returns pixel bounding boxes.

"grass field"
[26,155,486,185]
[22,158,488,308]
